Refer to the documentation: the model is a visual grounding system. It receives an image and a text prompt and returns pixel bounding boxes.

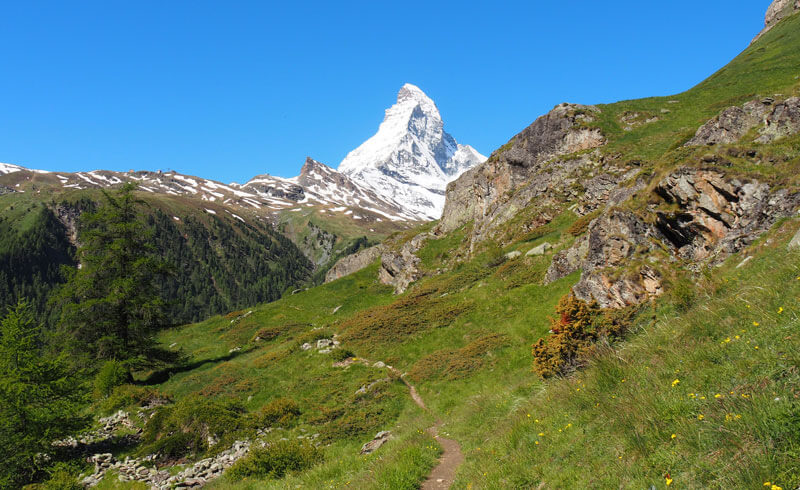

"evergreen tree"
[0,300,86,488]
[52,183,168,366]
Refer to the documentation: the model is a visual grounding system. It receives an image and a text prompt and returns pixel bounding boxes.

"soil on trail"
[399,374,464,489]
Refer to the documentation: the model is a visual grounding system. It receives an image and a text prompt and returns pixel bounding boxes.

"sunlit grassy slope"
[96,11,800,489]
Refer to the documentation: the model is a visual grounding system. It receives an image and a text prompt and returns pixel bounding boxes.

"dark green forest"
[0,195,313,326]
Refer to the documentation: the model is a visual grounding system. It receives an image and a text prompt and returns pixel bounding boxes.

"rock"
[655,168,800,262]
[316,338,334,349]
[301,342,313,351]
[438,103,607,244]
[372,361,386,368]
[526,242,552,256]
[546,210,666,308]
[686,97,800,146]
[753,0,800,43]
[360,431,392,454]
[378,233,432,293]
[505,250,522,259]
[789,228,800,250]
[325,245,385,283]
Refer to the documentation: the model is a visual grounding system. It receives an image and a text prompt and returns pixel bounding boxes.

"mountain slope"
[339,84,486,219]
[17,3,800,489]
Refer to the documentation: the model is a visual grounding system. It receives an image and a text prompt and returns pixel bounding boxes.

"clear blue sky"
[0,1,770,183]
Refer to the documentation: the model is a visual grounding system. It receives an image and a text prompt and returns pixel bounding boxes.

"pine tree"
[52,183,168,366]
[0,300,86,488]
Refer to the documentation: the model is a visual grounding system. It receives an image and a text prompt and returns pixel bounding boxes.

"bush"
[256,398,301,427]
[226,440,322,479]
[99,384,170,414]
[141,395,247,460]
[330,349,355,362]
[409,333,510,381]
[669,276,696,312]
[93,360,131,399]
[532,295,631,378]
[567,210,600,237]
[40,463,83,490]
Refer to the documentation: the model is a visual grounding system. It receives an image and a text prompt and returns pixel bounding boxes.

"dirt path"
[398,374,464,489]
[339,359,464,489]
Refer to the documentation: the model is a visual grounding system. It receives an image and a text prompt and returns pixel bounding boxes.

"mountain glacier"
[338,84,486,219]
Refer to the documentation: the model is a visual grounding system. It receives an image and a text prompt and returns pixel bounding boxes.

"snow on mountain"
[338,83,486,219]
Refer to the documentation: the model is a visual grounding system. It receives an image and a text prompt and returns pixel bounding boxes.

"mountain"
[338,83,487,219]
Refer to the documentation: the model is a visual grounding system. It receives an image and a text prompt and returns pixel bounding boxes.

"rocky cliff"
[437,103,607,246]
[753,0,800,42]
[324,245,384,283]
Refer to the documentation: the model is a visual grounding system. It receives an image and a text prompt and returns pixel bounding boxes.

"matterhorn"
[338,84,486,219]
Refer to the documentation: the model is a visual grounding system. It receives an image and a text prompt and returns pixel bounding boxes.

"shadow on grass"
[137,347,251,385]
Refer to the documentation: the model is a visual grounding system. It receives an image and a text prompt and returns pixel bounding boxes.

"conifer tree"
[0,300,86,488]
[53,183,168,366]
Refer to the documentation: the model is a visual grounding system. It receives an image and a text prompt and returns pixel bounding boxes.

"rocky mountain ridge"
[338,84,486,219]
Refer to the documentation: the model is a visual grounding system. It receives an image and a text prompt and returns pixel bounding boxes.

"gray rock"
[753,0,800,42]
[360,431,392,454]
[325,245,385,283]
[526,242,551,256]
[789,228,800,250]
[378,233,432,293]
[505,250,522,259]
[686,97,800,147]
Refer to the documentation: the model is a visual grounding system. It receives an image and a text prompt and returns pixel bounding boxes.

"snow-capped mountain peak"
[338,84,486,219]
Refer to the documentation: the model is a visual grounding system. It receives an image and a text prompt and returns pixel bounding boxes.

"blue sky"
[0,1,770,183]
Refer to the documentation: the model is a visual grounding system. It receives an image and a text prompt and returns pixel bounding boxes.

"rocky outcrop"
[324,245,384,283]
[686,97,800,146]
[789,227,800,250]
[546,210,666,308]
[378,233,431,293]
[655,168,800,262]
[438,104,606,241]
[753,0,800,43]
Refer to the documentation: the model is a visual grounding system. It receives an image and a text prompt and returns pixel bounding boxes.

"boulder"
[324,245,385,283]
[526,242,552,256]
[360,431,392,454]
[789,228,800,250]
[505,250,522,259]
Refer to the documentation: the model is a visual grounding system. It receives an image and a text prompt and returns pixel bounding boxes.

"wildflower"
[746,304,751,308]
[672,379,680,387]
[534,441,539,445]
[772,485,782,490]
[666,477,673,486]
[741,393,750,398]
[715,393,723,398]
[538,432,544,437]
[753,321,760,327]
[688,393,696,399]
[735,335,740,340]
[700,396,706,400]
[621,378,626,383]
[697,414,704,420]
[723,337,731,344]
[778,307,784,314]
[527,414,530,418]
[755,346,760,350]
[671,433,676,439]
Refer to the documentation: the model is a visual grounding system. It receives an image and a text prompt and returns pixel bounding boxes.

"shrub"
[330,349,355,362]
[567,210,600,236]
[227,440,322,479]
[532,295,632,378]
[141,395,247,460]
[251,326,282,342]
[99,384,170,414]
[40,463,83,490]
[93,360,131,399]
[669,276,696,312]
[409,333,510,381]
[256,398,301,427]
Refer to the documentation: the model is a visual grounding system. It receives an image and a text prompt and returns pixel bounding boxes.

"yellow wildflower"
[672,379,680,387]
[778,307,784,314]
[688,393,696,399]
[671,433,676,439]
[666,477,673,486]
[538,432,544,437]
[753,321,760,327]
[698,414,704,420]
[715,393,723,398]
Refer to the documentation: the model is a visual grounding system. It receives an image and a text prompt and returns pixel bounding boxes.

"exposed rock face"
[546,210,666,308]
[753,0,800,43]
[654,168,800,262]
[437,103,607,245]
[686,97,800,146]
[324,245,384,283]
[378,233,431,293]
[546,168,800,308]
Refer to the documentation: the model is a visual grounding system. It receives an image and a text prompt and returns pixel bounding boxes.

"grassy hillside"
[26,9,800,490]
